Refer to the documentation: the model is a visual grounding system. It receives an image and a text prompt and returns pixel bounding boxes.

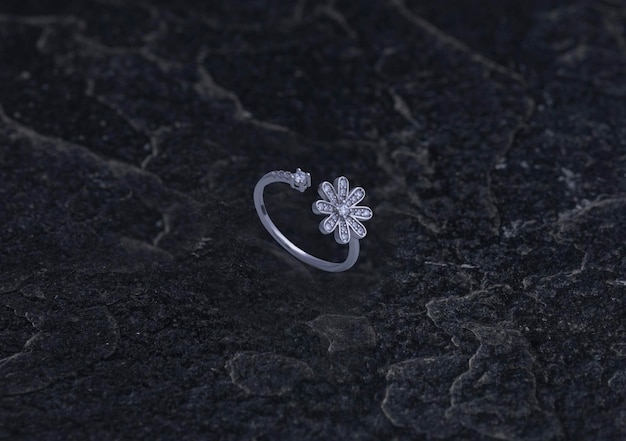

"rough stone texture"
[1,1,625,440]
[308,314,377,353]
[226,351,314,396]
[382,354,467,438]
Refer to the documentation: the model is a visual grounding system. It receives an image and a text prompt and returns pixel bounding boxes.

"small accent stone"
[337,204,349,217]
[294,170,306,184]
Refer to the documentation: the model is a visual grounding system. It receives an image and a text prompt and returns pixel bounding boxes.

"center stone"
[337,204,349,217]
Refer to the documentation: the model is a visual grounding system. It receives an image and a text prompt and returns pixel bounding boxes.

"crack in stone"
[0,301,119,396]
[487,96,537,236]
[0,103,200,256]
[382,354,467,438]
[194,48,301,136]
[315,2,358,40]
[447,327,563,440]
[387,87,422,129]
[390,0,526,85]
[425,286,563,439]
[308,314,377,353]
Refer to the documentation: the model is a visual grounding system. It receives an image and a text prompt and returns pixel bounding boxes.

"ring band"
[253,168,373,272]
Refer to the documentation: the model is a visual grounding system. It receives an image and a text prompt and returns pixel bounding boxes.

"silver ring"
[253,168,373,272]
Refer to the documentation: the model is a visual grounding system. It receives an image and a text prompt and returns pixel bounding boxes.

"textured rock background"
[1,1,625,439]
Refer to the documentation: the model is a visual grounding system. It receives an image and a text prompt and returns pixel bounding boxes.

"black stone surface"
[1,1,625,440]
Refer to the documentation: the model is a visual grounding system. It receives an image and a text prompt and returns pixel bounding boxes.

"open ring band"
[253,168,373,272]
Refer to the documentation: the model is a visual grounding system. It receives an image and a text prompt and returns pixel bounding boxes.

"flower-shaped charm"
[312,176,373,244]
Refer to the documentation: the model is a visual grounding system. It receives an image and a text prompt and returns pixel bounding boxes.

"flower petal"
[312,200,335,215]
[318,181,338,204]
[349,206,372,220]
[319,213,339,235]
[334,218,351,244]
[345,187,365,207]
[334,176,349,201]
[346,216,367,239]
